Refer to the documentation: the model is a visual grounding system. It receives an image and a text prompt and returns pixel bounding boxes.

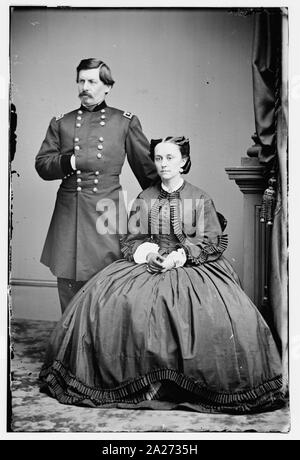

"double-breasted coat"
[35,101,158,281]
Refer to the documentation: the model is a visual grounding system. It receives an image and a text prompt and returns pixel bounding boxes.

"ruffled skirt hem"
[39,360,287,414]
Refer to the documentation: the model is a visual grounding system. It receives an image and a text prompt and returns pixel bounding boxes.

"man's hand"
[146,252,166,273]
[70,154,76,170]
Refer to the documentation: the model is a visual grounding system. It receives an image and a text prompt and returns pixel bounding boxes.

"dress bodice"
[121,181,228,266]
[154,195,181,255]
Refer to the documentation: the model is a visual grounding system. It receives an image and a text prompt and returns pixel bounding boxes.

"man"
[35,58,158,312]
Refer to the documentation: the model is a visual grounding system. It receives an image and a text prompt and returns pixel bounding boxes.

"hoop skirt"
[39,182,285,413]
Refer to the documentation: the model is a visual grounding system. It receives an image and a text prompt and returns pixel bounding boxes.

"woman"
[39,136,285,413]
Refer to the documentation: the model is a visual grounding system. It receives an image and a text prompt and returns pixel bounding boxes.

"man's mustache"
[79,91,92,97]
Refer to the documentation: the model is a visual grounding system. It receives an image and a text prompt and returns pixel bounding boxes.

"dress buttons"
[77,186,82,192]
[93,187,98,193]
[100,121,105,126]
[78,110,83,115]
[99,137,104,142]
[101,115,106,120]
[97,144,103,150]
[95,171,100,175]
[76,170,81,175]
[74,137,79,142]
[97,153,102,159]
[77,178,82,183]
[101,109,105,113]
[77,116,82,120]
[94,179,99,184]
[74,145,80,151]
[76,123,81,128]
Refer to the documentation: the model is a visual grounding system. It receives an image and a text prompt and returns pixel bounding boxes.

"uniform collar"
[80,100,107,112]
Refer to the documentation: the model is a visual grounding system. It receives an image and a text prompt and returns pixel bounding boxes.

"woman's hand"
[146,252,166,273]
[160,255,176,272]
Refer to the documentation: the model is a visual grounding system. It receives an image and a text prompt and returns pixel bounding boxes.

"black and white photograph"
[2,0,299,441]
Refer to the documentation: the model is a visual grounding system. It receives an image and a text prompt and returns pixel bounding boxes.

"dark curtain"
[252,8,282,164]
[251,8,288,371]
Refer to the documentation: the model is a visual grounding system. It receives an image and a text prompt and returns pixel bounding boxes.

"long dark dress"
[39,181,285,413]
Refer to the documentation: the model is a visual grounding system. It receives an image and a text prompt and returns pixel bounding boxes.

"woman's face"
[154,142,186,181]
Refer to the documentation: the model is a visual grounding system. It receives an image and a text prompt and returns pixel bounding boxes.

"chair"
[217,212,227,232]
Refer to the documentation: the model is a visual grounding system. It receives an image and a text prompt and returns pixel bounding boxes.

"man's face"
[77,68,111,106]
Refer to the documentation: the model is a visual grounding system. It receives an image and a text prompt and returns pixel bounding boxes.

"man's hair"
[150,136,191,174]
[76,58,115,86]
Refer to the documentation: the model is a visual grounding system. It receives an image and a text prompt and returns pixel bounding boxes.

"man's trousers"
[57,277,86,313]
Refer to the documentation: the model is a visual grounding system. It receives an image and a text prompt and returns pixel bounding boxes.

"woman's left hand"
[160,256,176,272]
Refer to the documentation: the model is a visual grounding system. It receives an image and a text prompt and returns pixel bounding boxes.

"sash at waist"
[157,234,180,254]
[60,172,121,192]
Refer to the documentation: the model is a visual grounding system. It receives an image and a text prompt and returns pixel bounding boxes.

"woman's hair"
[150,136,191,174]
[76,58,115,87]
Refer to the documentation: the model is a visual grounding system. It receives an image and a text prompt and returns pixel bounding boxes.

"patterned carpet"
[9,318,290,433]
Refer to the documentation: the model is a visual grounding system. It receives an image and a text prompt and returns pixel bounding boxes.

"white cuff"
[133,242,159,264]
[70,154,76,170]
[165,248,187,268]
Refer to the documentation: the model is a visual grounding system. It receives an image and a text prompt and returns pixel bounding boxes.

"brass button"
[101,109,105,113]
[93,187,98,193]
[76,170,81,175]
[97,144,103,150]
[100,121,105,126]
[95,171,100,175]
[77,178,82,183]
[78,110,83,115]
[101,115,106,120]
[76,123,81,128]
[77,116,82,120]
[94,179,99,184]
[99,137,104,142]
[74,145,80,151]
[77,186,82,192]
[97,153,102,159]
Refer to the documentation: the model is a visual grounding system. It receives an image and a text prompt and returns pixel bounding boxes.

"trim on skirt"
[39,360,287,413]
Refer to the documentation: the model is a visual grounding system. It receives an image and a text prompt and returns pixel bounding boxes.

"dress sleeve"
[120,194,154,261]
[35,117,74,180]
[180,196,228,265]
[125,115,158,189]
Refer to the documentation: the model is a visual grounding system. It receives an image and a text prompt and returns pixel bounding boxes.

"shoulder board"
[55,113,64,121]
[123,111,133,119]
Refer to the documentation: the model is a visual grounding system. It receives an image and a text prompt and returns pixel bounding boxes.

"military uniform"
[36,101,157,308]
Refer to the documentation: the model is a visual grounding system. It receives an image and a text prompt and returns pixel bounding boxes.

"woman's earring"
[179,167,184,173]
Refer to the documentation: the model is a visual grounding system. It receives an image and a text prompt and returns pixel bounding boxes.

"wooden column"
[225,157,267,309]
